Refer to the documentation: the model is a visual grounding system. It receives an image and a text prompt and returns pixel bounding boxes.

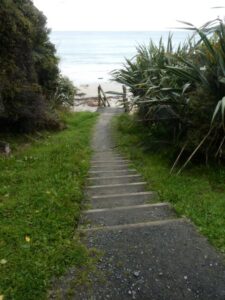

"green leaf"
[221,97,225,129]
[211,100,222,125]
[219,78,225,84]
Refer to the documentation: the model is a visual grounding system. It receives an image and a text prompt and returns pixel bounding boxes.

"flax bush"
[113,18,225,166]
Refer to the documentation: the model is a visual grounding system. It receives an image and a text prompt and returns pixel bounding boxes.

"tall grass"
[113,18,225,169]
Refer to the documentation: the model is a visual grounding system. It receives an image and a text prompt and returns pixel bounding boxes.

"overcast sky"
[32,0,224,31]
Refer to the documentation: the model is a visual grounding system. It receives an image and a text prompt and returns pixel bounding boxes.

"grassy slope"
[0,112,98,300]
[113,114,225,253]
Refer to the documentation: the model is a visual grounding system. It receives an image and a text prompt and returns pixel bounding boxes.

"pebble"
[133,271,140,277]
[132,290,137,299]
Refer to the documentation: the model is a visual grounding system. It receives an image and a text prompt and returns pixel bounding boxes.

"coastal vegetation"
[0,0,76,133]
[113,18,225,169]
[0,112,98,299]
[1,0,225,297]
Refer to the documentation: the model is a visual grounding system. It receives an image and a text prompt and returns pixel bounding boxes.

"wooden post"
[101,87,110,107]
[122,85,128,112]
[98,85,101,107]
[98,85,110,107]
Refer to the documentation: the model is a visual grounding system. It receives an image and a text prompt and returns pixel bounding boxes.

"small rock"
[132,290,136,299]
[133,271,140,277]
[184,275,188,280]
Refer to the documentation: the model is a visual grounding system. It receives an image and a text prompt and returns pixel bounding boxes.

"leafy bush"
[53,76,77,108]
[0,0,76,132]
[113,18,225,168]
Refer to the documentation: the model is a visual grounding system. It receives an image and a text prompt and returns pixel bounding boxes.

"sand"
[73,81,127,112]
[77,81,123,98]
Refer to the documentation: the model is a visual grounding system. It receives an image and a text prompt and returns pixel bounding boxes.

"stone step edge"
[92,150,121,153]
[91,164,130,168]
[91,191,155,199]
[87,182,146,189]
[80,218,186,232]
[92,154,123,158]
[89,169,137,174]
[91,160,130,163]
[88,174,141,180]
[85,202,170,213]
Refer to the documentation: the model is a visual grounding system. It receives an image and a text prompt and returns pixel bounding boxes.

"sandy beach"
[73,81,125,112]
[77,81,123,98]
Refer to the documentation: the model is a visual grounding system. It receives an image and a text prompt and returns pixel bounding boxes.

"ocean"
[50,31,189,85]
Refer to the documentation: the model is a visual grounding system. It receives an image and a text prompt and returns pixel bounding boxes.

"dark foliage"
[0,0,62,132]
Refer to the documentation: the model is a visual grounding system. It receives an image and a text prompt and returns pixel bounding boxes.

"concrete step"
[83,203,175,227]
[87,182,146,197]
[92,152,124,161]
[88,169,138,178]
[88,174,143,186]
[97,107,124,114]
[90,164,130,171]
[91,160,130,166]
[76,219,225,299]
[90,191,157,209]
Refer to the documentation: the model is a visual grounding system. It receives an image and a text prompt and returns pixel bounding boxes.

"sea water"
[50,31,189,85]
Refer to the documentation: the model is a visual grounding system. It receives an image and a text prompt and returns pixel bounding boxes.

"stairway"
[83,151,176,228]
[77,108,225,300]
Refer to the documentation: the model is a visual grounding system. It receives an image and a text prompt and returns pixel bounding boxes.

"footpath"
[77,108,225,299]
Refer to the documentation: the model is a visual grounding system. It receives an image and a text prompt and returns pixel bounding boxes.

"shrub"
[53,76,77,108]
[113,18,225,167]
[0,0,76,132]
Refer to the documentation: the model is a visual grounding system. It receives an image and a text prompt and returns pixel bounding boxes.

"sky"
[32,0,224,31]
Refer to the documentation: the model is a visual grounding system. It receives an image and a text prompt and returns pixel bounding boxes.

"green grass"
[113,114,225,254]
[0,112,98,300]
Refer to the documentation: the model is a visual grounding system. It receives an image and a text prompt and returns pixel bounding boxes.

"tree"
[0,0,64,132]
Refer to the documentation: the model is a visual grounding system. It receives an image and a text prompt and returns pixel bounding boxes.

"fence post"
[122,85,128,112]
[98,85,101,107]
[98,85,110,107]
[101,87,110,107]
